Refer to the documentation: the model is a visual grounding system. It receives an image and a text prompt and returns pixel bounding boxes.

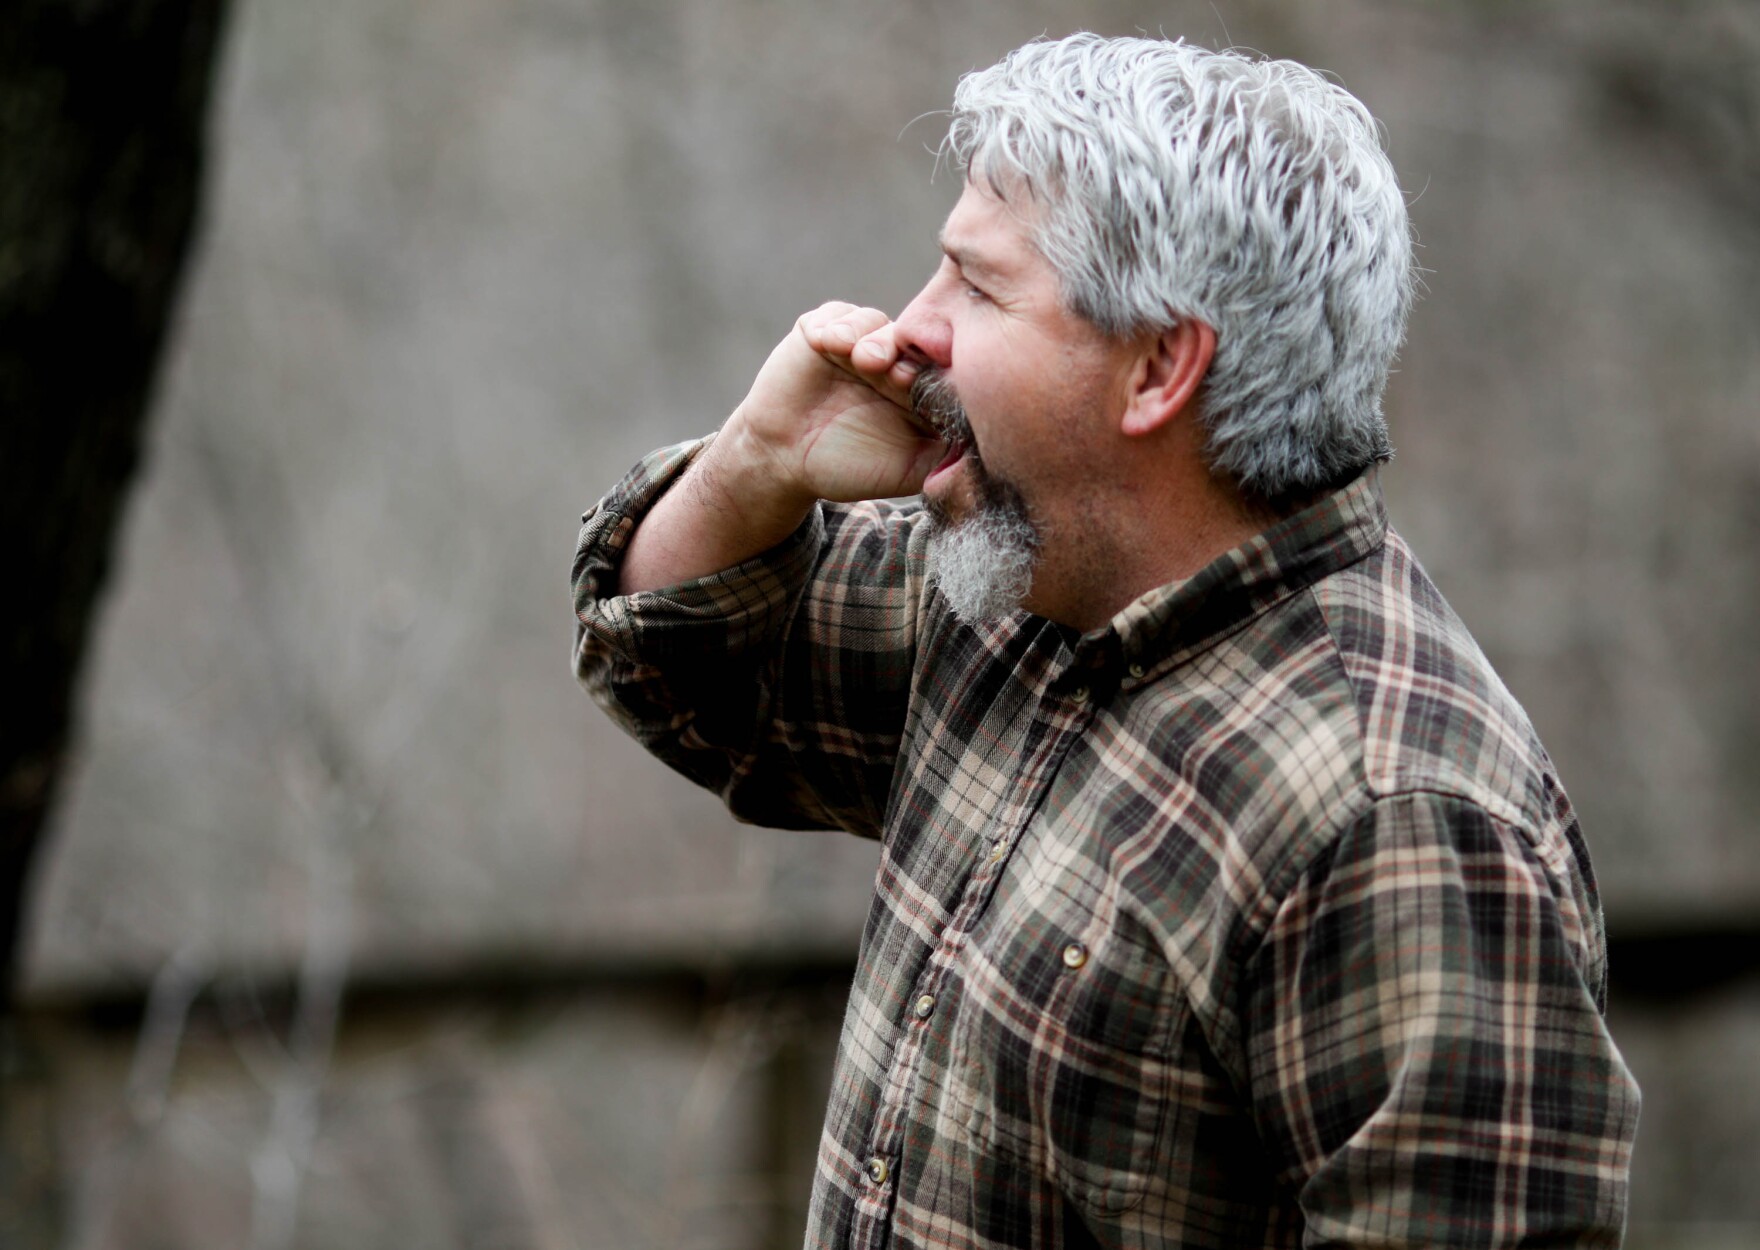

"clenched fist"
[727,301,947,506]
[617,303,947,595]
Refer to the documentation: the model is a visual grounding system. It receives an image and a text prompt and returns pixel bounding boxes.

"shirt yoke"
[1311,528,1554,832]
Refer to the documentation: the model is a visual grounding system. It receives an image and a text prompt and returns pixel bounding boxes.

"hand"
[723,302,947,506]
[619,303,945,594]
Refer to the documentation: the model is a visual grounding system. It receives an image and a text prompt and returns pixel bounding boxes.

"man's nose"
[891,283,952,371]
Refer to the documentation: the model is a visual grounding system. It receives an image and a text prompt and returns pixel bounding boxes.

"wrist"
[696,408,818,536]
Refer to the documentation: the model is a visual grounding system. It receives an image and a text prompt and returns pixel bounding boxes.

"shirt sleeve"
[571,437,930,837]
[1241,790,1641,1248]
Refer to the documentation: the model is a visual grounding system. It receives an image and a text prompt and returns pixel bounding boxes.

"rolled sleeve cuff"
[572,436,826,664]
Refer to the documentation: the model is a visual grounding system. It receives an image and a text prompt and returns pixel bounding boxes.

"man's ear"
[1120,319,1216,437]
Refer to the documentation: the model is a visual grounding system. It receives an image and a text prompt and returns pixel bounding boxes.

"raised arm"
[576,302,955,837]
[619,301,947,594]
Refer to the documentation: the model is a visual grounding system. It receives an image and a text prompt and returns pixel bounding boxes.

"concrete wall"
[12,0,1759,1245]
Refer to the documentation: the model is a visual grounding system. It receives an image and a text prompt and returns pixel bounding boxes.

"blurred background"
[3,0,1757,1247]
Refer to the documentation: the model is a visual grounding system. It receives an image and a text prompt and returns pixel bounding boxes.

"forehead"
[939,182,1047,278]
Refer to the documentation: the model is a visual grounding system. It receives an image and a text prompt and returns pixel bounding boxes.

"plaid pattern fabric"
[573,438,1640,1250]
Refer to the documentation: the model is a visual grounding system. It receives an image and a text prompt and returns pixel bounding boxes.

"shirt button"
[1128,663,1145,679]
[1062,941,1089,970]
[865,1156,890,1185]
[1071,685,1090,704]
[989,839,1008,862]
[913,993,935,1020]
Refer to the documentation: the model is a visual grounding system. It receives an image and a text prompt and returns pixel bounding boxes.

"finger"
[812,305,892,360]
[797,301,860,351]
[846,324,923,411]
[852,333,894,371]
[888,358,923,392]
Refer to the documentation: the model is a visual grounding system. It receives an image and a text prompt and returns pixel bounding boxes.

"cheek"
[954,335,1088,477]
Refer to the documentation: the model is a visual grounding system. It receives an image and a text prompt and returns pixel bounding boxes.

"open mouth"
[911,367,973,492]
[924,437,971,491]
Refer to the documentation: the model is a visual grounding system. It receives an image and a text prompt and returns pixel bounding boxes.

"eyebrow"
[939,234,1008,282]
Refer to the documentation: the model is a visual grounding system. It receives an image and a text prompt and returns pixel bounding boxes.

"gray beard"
[913,368,1043,625]
[925,491,1039,624]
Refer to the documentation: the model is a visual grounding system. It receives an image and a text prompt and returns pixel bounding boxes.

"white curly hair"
[942,34,1416,503]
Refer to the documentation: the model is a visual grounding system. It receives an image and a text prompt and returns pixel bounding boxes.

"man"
[573,33,1639,1250]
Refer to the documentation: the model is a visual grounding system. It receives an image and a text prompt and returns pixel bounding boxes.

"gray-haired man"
[574,33,1639,1250]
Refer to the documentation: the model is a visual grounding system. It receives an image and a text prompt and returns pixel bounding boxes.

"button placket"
[863,642,1103,1238]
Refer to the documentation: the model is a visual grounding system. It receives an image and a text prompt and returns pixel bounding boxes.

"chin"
[922,465,1042,625]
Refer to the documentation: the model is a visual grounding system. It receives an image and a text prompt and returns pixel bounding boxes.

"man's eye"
[964,283,990,301]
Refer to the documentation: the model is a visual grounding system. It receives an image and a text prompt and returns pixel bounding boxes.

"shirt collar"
[1089,469,1388,678]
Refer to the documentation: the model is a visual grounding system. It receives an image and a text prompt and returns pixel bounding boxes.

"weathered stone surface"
[27,0,1757,989]
[11,987,838,1250]
[1610,980,1760,1247]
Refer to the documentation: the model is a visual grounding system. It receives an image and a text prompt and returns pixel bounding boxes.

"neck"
[1025,440,1270,634]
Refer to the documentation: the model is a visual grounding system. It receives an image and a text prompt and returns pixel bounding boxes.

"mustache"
[910,367,971,444]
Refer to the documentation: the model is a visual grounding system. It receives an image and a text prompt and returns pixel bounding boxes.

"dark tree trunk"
[0,0,231,1008]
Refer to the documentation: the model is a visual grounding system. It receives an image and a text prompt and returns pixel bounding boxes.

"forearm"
[573,437,926,837]
[618,414,816,595]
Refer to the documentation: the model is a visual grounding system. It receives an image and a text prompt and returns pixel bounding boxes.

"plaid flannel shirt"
[572,438,1639,1250]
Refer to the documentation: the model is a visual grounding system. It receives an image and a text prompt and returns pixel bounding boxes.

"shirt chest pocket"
[949,891,1182,1216]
